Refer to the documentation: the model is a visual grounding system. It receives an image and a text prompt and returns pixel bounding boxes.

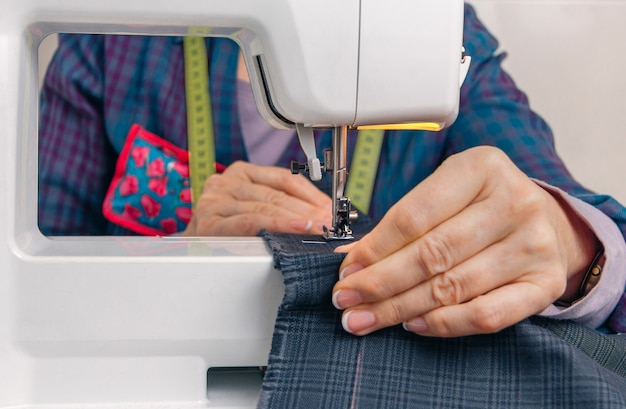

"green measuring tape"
[184,35,216,209]
[184,36,383,215]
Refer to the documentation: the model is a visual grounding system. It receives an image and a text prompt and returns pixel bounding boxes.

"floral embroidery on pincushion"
[103,124,192,235]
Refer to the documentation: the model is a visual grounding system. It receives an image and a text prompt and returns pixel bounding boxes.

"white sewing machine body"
[0,0,465,407]
[1,237,283,408]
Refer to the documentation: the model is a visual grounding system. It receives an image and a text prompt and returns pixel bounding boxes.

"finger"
[222,199,331,233]
[340,148,514,270]
[334,242,358,254]
[194,180,332,236]
[403,280,554,337]
[216,177,331,221]
[197,188,301,219]
[196,196,331,234]
[194,211,329,236]
[335,239,542,335]
[200,176,331,223]
[340,154,485,269]
[333,198,514,303]
[338,234,563,335]
[232,162,333,209]
[287,219,328,234]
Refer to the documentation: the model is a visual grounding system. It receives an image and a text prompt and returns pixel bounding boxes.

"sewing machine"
[0,0,466,407]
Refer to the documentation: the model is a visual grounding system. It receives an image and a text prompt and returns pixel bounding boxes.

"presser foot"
[322,197,358,241]
[322,225,354,241]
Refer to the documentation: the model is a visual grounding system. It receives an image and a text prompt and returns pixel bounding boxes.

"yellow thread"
[356,122,442,132]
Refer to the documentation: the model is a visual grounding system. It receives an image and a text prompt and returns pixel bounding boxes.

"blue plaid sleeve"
[453,5,626,331]
[38,34,116,235]
[451,5,626,237]
[38,34,242,236]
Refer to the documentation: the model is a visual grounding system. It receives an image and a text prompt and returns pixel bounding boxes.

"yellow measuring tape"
[184,37,384,215]
[346,130,384,214]
[184,34,216,209]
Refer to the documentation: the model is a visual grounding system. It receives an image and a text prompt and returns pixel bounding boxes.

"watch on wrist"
[555,246,605,308]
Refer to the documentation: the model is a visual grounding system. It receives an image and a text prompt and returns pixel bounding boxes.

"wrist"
[549,191,602,306]
[555,243,604,307]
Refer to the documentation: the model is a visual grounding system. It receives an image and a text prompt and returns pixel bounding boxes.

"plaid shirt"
[38,5,626,330]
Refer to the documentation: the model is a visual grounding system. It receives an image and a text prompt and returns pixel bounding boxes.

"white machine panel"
[2,2,289,407]
[0,237,283,408]
[356,0,465,127]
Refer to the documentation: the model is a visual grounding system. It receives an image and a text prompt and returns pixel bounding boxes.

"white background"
[472,0,626,204]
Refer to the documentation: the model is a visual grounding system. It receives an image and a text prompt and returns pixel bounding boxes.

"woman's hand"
[332,146,597,337]
[182,161,332,236]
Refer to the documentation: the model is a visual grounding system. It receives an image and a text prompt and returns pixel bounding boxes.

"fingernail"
[403,317,429,334]
[339,264,363,280]
[332,289,363,309]
[342,310,376,334]
[290,220,313,231]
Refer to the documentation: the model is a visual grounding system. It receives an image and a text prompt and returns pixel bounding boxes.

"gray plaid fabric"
[258,228,626,408]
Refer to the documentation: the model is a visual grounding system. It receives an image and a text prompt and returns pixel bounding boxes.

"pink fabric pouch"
[103,124,193,235]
